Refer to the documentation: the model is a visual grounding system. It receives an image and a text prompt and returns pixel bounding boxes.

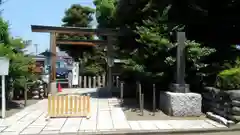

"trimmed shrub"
[216,68,240,90]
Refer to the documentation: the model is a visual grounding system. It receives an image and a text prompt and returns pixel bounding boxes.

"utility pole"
[34,44,38,56]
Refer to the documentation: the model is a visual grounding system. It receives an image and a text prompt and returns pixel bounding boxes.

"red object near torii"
[58,82,62,92]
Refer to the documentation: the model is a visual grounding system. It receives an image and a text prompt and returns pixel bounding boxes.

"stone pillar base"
[50,82,57,95]
[159,91,202,116]
[170,83,190,93]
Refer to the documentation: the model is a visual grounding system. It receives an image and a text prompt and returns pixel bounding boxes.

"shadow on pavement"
[0,99,40,118]
[80,87,114,98]
[60,87,115,99]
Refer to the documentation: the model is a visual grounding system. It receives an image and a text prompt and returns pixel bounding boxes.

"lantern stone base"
[159,91,202,116]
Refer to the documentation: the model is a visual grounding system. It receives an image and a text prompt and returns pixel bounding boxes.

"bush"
[216,68,240,90]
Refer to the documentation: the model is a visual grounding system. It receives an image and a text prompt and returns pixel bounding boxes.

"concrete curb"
[93,127,240,135]
[21,126,240,135]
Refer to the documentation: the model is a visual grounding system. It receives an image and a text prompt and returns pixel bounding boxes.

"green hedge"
[216,68,240,90]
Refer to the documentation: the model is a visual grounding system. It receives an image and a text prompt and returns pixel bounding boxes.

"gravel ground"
[122,98,207,120]
[123,109,207,120]
[0,99,41,118]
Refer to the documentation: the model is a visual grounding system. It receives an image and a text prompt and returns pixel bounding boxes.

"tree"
[0,17,10,44]
[62,4,94,27]
[58,4,95,60]
[0,17,37,100]
[59,4,105,75]
[94,0,221,92]
[94,0,117,28]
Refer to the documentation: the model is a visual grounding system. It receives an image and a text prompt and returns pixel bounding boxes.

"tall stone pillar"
[160,32,202,117]
[107,36,114,92]
[170,32,189,93]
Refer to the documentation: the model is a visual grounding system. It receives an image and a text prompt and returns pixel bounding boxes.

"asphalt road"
[177,131,240,135]
[149,131,240,135]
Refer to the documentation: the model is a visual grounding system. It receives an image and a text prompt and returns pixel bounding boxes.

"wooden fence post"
[47,95,91,118]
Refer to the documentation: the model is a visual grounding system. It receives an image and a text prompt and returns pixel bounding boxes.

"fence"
[47,94,91,118]
[78,74,120,88]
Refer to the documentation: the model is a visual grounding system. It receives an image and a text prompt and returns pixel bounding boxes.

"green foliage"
[94,0,216,89]
[118,7,215,86]
[0,18,37,91]
[59,4,106,75]
[186,41,216,71]
[120,12,174,78]
[92,0,240,94]
[215,57,240,90]
[0,39,37,88]
[94,0,117,28]
[80,47,106,75]
[9,52,36,88]
[59,4,95,59]
[216,68,240,90]
[62,4,94,27]
[0,18,10,44]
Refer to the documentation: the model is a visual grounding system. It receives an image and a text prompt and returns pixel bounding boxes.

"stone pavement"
[0,88,229,135]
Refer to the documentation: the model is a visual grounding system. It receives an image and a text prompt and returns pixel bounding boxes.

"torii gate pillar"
[49,32,57,95]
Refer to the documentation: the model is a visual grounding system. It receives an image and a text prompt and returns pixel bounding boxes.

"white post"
[72,62,79,87]
[0,57,9,119]
[2,75,6,118]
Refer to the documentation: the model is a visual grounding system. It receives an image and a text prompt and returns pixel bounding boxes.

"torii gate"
[31,25,120,94]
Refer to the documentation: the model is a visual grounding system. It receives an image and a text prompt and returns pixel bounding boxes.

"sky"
[1,0,97,54]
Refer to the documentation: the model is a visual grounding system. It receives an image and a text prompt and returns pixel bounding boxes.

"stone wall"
[203,87,240,122]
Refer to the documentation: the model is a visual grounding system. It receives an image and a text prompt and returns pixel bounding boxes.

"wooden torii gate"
[31,25,119,94]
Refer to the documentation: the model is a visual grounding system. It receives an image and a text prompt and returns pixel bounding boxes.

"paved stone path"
[0,88,228,135]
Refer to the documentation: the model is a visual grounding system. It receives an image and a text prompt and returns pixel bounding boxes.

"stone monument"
[159,32,202,117]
